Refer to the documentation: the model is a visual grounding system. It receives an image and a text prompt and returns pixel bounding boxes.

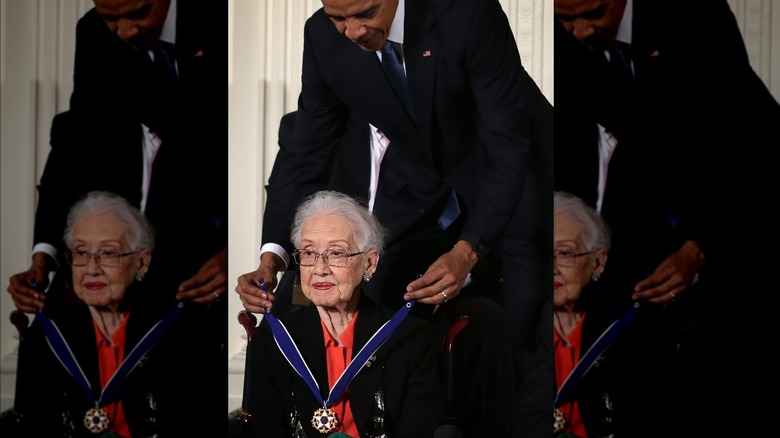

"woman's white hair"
[554,191,611,252]
[63,191,155,252]
[290,191,387,253]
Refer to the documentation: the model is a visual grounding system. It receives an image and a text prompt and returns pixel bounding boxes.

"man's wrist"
[259,242,290,269]
[259,251,285,273]
[458,233,488,260]
[680,240,705,265]
[452,240,479,270]
[31,252,56,272]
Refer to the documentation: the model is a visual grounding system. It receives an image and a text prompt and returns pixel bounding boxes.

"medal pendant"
[311,407,338,434]
[553,407,568,434]
[84,407,111,434]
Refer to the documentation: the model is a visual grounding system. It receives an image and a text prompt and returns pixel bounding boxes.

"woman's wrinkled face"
[553,213,606,311]
[298,214,378,309]
[70,213,149,310]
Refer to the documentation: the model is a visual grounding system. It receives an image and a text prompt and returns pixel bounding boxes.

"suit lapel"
[630,0,668,80]
[57,306,102,401]
[172,0,210,79]
[327,32,446,219]
[348,300,386,428]
[404,0,438,158]
[292,306,330,403]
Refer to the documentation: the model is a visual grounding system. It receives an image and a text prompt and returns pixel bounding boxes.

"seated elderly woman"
[249,190,443,437]
[13,191,188,437]
[553,191,610,438]
[553,192,686,437]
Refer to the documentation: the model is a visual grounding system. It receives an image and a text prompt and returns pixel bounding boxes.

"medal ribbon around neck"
[555,300,642,407]
[259,278,414,409]
[37,301,186,407]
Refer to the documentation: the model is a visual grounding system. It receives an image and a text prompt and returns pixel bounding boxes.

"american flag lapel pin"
[650,49,660,57]
[195,50,204,57]
[423,50,431,57]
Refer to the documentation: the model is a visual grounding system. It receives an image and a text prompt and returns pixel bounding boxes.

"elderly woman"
[250,190,443,437]
[553,191,610,437]
[13,191,187,437]
[554,191,685,438]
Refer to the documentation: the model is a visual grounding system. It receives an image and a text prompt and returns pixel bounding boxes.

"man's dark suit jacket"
[263,0,552,362]
[554,0,780,432]
[264,0,550,257]
[25,2,227,434]
[555,0,780,318]
[36,1,227,303]
[249,294,443,437]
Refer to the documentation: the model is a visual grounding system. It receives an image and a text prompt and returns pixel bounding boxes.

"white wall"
[1,0,777,413]
[0,0,95,412]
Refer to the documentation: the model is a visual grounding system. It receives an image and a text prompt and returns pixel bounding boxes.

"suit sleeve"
[458,0,553,249]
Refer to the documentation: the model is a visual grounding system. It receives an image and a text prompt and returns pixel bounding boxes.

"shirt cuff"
[260,243,290,270]
[32,243,60,268]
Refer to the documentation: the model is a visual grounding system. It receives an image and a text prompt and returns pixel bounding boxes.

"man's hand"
[632,240,705,305]
[235,252,284,313]
[176,247,228,304]
[7,253,54,313]
[403,240,478,305]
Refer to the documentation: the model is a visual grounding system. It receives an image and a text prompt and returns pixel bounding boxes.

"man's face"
[554,0,627,51]
[93,0,171,51]
[321,0,399,52]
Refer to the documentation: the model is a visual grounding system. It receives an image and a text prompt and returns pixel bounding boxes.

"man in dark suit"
[6,0,227,433]
[554,0,780,433]
[236,0,553,433]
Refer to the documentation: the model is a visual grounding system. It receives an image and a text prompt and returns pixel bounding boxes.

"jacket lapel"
[292,305,331,403]
[404,0,438,159]
[348,298,386,428]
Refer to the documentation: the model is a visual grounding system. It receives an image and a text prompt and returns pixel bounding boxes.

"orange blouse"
[554,312,588,438]
[93,314,131,438]
[321,312,360,438]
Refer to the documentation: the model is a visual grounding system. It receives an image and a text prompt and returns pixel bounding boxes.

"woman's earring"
[362,273,373,283]
[591,273,600,282]
[135,274,144,282]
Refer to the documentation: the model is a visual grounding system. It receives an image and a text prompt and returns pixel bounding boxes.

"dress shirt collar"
[159,0,177,45]
[387,0,405,44]
[615,0,632,45]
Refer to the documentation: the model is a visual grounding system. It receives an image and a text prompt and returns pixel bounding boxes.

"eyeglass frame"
[554,249,594,267]
[65,248,138,267]
[292,248,365,267]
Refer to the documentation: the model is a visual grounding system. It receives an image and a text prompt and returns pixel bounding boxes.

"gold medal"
[84,407,111,434]
[311,407,338,433]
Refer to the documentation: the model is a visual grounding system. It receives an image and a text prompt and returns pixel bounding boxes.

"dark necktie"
[602,41,633,141]
[381,40,414,119]
[146,41,177,141]
[608,41,633,78]
[153,40,178,81]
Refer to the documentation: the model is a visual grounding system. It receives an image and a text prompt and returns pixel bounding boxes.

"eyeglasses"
[66,248,137,267]
[292,248,364,267]
[554,247,593,267]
